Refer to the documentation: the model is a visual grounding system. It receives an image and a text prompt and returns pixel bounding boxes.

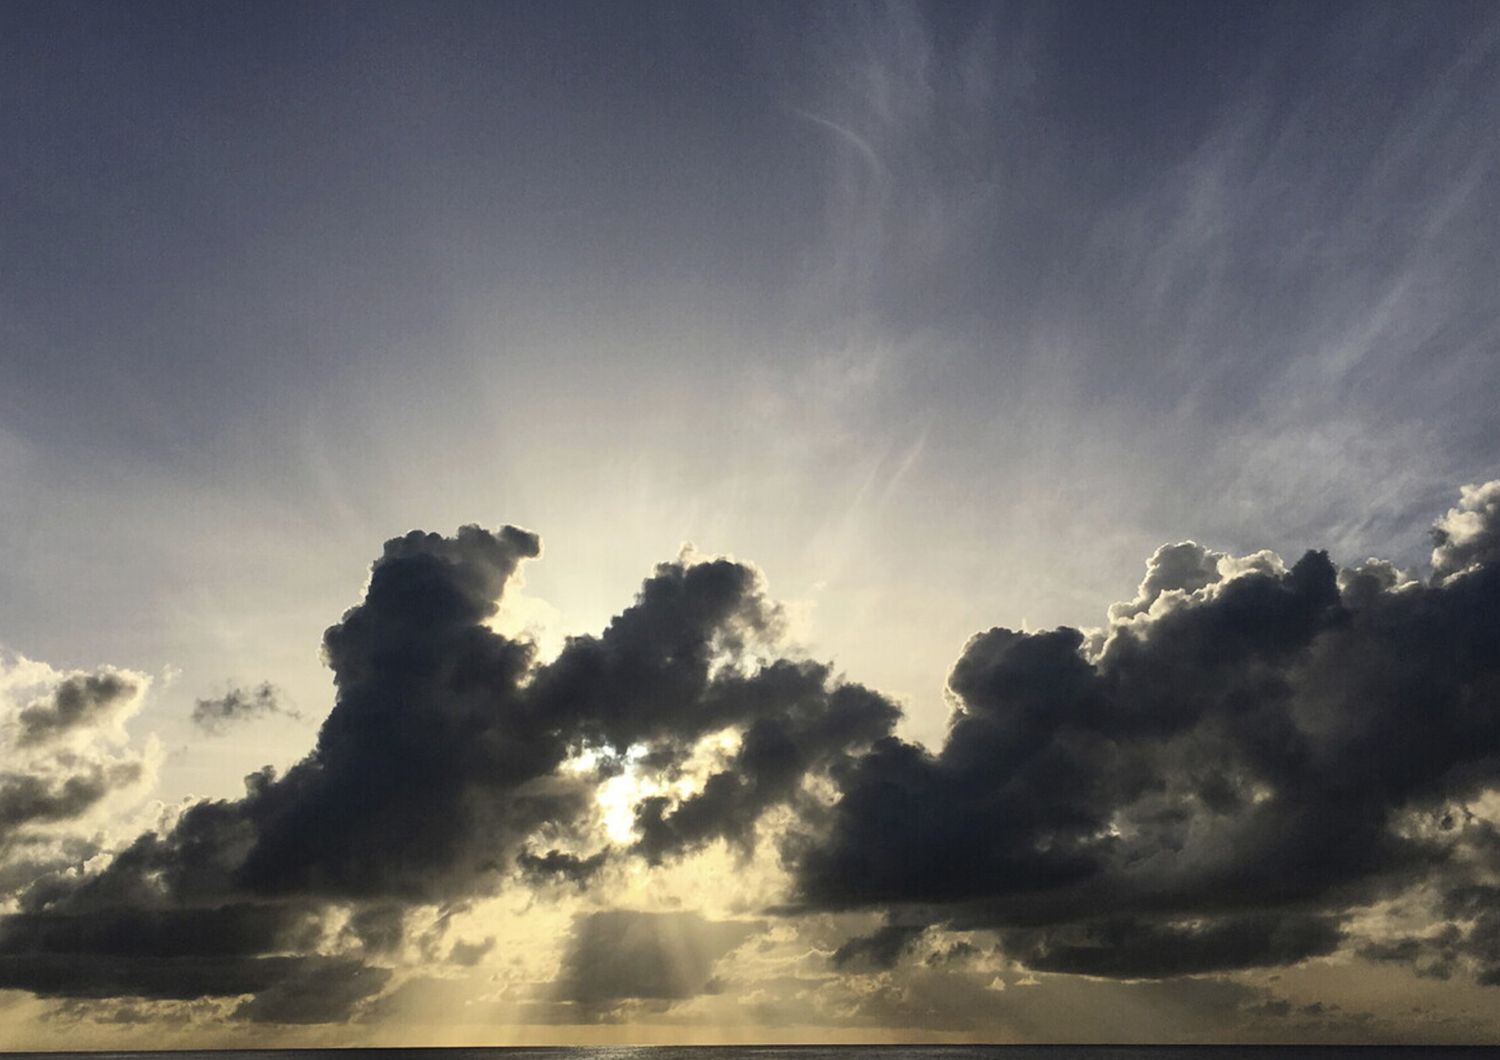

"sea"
[4,1049,1494,1060]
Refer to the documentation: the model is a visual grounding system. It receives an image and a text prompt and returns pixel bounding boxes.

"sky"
[2,0,1500,1047]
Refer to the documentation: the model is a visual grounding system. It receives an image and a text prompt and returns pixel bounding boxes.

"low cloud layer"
[1,479,1497,1030]
[556,911,762,1010]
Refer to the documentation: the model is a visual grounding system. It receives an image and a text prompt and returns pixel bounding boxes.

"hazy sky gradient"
[2,0,1499,1046]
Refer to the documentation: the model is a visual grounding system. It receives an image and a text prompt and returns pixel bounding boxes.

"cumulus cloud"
[788,479,1500,984]
[0,522,894,1021]
[1,479,1497,1026]
[1432,479,1500,582]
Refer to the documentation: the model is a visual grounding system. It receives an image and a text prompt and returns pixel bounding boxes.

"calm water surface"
[8,1049,1494,1060]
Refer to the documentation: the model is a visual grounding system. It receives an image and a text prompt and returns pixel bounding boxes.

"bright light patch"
[597,745,654,844]
[562,731,748,845]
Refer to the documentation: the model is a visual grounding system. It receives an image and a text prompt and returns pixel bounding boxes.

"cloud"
[1002,914,1343,979]
[344,905,406,957]
[0,765,143,838]
[0,522,892,1019]
[517,848,609,886]
[788,479,1500,981]
[1432,479,1500,582]
[231,959,391,1024]
[191,683,298,733]
[554,910,762,1009]
[0,658,153,874]
[16,672,139,747]
[0,952,338,1003]
[1359,883,1500,986]
[628,672,899,863]
[831,921,927,971]
[1,478,1498,1025]
[0,904,322,960]
[446,935,493,967]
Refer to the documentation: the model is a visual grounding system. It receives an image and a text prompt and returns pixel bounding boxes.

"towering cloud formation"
[786,489,1500,982]
[0,523,897,1018]
[1,479,1497,1023]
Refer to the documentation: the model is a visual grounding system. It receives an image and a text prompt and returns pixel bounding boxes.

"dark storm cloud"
[554,910,761,1007]
[790,480,1500,982]
[191,682,296,733]
[0,525,546,1016]
[231,525,557,901]
[16,672,137,746]
[0,521,894,1017]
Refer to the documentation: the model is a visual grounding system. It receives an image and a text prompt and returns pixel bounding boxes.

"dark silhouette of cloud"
[0,522,889,1020]
[788,479,1500,982]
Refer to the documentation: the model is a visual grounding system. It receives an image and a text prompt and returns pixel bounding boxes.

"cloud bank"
[1,480,1498,1028]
